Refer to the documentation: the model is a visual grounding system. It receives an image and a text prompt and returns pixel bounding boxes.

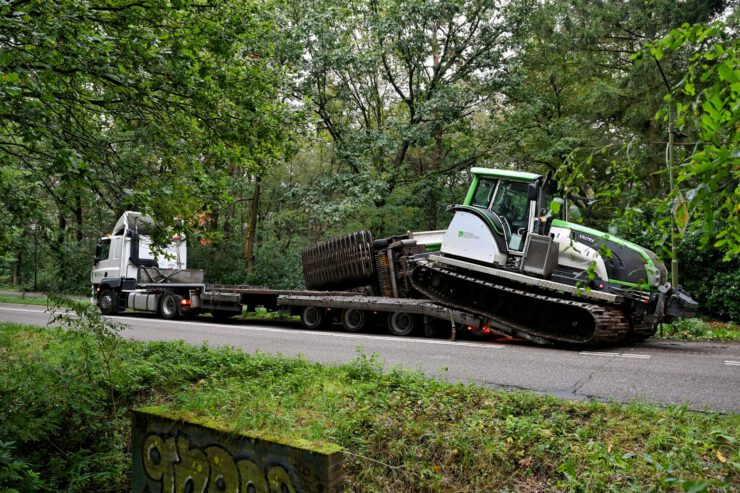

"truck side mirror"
[527,183,538,201]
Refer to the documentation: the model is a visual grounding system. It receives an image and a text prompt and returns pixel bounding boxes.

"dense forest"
[0,0,737,320]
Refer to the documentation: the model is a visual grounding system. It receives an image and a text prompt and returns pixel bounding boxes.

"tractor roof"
[471,167,542,182]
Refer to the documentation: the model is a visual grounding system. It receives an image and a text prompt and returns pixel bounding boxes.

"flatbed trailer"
[203,286,486,337]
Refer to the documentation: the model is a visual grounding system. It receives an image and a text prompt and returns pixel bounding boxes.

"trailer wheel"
[98,289,119,315]
[340,308,367,332]
[387,312,417,336]
[300,306,324,330]
[159,293,181,320]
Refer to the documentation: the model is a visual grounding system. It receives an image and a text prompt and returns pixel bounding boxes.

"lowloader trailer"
[91,212,486,337]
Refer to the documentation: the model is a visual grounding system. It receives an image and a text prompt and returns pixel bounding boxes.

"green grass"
[1,322,738,492]
[657,318,740,342]
[0,293,52,306]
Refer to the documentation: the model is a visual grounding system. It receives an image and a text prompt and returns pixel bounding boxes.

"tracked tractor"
[302,168,698,346]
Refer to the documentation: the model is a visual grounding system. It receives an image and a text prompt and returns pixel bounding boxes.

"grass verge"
[656,318,740,342]
[0,293,52,306]
[0,321,737,492]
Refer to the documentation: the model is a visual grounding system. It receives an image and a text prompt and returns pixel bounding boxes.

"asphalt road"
[1,302,738,413]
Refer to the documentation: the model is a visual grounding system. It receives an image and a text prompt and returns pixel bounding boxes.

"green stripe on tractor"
[463,175,479,206]
[609,279,652,290]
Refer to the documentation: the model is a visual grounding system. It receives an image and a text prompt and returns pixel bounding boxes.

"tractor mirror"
[527,183,538,201]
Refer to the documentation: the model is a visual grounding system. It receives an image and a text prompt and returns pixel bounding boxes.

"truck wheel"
[98,289,119,315]
[159,293,181,320]
[300,306,324,330]
[340,308,367,332]
[387,312,417,336]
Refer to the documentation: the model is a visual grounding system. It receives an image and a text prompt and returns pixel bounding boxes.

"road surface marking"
[0,306,49,314]
[579,351,651,359]
[108,316,506,349]
[725,361,740,366]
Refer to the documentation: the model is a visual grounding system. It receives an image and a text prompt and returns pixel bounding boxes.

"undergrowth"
[657,319,740,342]
[0,318,738,492]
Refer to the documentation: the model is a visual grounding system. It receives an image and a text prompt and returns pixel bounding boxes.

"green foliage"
[658,318,739,341]
[641,19,739,258]
[0,0,301,292]
[0,440,45,493]
[0,0,735,326]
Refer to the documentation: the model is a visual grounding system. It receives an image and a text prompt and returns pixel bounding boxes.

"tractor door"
[489,180,532,252]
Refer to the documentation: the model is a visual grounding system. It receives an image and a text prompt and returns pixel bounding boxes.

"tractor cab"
[440,168,570,276]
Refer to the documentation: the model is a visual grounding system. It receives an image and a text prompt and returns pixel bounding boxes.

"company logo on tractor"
[457,231,480,240]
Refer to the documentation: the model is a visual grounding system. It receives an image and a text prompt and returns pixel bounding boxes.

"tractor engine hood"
[551,219,666,290]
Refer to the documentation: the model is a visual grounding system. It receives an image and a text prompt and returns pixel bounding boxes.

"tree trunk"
[75,194,84,243]
[12,251,20,286]
[56,213,67,254]
[243,174,262,275]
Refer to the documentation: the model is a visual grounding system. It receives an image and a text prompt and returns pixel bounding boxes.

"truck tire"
[98,288,120,315]
[159,293,181,320]
[387,312,417,336]
[340,308,367,332]
[300,306,324,330]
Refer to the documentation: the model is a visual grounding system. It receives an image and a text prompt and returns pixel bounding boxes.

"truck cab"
[91,211,194,316]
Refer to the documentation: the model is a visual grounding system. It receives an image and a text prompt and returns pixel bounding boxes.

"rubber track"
[412,262,630,346]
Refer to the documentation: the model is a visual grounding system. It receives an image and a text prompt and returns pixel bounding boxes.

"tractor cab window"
[491,180,531,251]
[470,178,497,208]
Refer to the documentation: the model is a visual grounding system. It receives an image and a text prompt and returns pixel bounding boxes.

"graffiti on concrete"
[132,408,343,493]
[141,433,297,493]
